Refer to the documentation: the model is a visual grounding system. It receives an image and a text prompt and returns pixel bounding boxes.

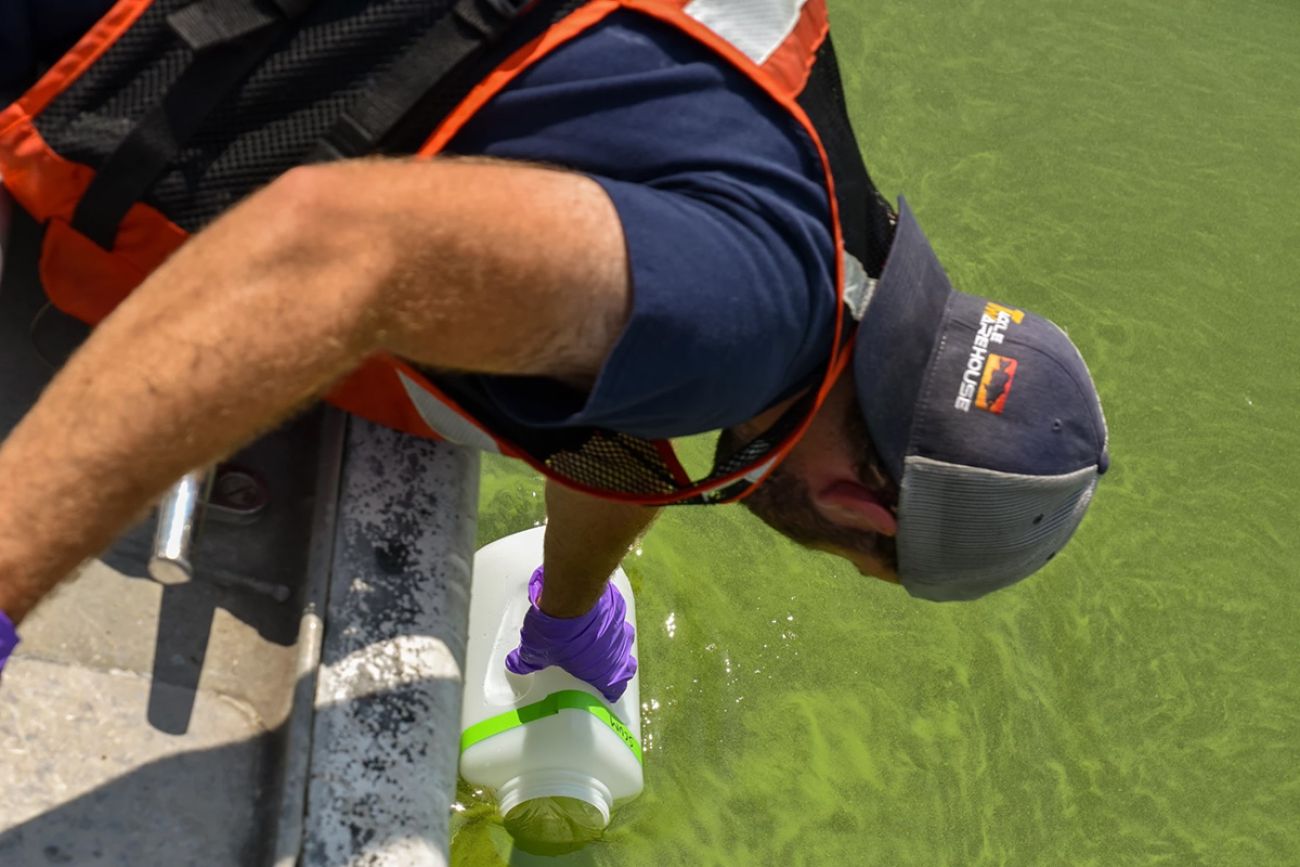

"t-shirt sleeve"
[0,4,35,94]
[1,1,115,94]
[443,11,837,439]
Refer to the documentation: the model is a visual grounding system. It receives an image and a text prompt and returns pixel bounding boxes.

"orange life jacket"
[0,0,896,504]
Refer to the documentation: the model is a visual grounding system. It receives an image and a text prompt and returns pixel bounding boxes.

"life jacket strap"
[167,0,321,52]
[310,0,544,162]
[794,33,897,279]
[68,0,547,248]
[71,0,324,249]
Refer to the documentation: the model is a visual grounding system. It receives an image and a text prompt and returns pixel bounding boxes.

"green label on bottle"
[460,689,643,764]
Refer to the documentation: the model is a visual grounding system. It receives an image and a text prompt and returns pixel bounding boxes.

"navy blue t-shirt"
[3,6,837,439]
[0,0,112,95]
[447,12,837,438]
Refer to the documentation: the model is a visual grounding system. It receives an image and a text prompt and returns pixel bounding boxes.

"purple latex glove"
[505,567,637,703]
[0,610,19,680]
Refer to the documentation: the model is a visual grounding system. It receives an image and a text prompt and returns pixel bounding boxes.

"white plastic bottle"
[460,526,643,852]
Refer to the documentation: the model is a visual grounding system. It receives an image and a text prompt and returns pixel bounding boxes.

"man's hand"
[503,479,658,701]
[506,566,637,703]
[0,610,18,679]
[0,157,632,622]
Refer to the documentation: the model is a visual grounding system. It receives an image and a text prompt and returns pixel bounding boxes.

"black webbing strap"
[71,0,320,249]
[310,0,532,162]
[796,34,896,278]
[373,0,587,156]
[168,0,316,51]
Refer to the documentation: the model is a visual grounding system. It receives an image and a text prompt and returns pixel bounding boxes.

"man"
[0,0,1109,699]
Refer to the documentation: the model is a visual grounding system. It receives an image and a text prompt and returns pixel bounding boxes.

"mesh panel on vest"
[537,409,794,501]
[35,0,459,232]
[422,368,810,501]
[544,432,682,496]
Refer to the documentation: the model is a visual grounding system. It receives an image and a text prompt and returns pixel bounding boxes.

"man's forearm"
[540,479,658,618]
[0,176,388,620]
[0,158,631,622]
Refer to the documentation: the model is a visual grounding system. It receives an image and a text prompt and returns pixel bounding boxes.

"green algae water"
[453,0,1300,863]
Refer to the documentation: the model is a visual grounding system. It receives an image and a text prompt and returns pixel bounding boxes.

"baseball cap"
[851,198,1109,601]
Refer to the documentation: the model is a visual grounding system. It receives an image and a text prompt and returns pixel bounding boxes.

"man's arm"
[0,157,631,622]
[539,479,658,617]
[503,477,653,701]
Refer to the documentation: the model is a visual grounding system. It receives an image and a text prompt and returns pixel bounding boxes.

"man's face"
[719,399,901,584]
[739,466,899,582]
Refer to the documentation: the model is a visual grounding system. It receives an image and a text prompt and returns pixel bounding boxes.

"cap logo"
[954,301,1025,412]
[976,354,1018,413]
[984,302,1025,324]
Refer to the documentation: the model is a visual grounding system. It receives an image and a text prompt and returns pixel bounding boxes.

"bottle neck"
[497,769,613,828]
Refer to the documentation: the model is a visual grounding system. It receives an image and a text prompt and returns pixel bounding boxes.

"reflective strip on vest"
[742,455,781,484]
[842,250,875,322]
[398,371,501,454]
[683,0,808,65]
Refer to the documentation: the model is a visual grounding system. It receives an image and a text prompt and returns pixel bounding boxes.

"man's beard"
[719,401,898,569]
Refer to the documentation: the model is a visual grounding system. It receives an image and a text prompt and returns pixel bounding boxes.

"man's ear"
[813,481,898,537]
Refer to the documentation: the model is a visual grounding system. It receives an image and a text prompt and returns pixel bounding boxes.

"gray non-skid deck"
[0,198,477,865]
[2,658,272,864]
